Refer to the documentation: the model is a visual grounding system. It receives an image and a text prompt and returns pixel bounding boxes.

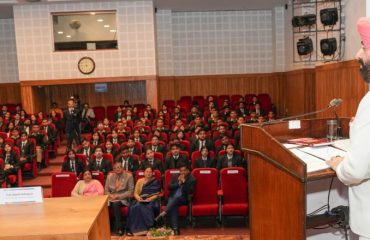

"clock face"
[78,57,95,74]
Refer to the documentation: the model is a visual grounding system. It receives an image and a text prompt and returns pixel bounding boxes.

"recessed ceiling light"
[110,29,117,33]
[57,31,63,34]
[104,25,110,28]
[66,35,71,38]
[90,12,96,15]
[97,19,104,22]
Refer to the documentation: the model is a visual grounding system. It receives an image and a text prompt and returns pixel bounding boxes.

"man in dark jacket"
[165,143,189,170]
[63,98,82,150]
[155,164,196,235]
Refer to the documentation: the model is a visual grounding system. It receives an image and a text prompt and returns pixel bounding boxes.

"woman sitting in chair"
[127,167,161,236]
[71,169,104,197]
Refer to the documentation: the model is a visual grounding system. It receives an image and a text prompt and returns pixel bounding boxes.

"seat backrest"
[245,94,257,105]
[106,105,118,120]
[220,167,247,204]
[230,94,243,104]
[0,132,7,140]
[92,106,106,121]
[164,169,180,198]
[64,154,87,166]
[192,168,218,204]
[51,172,77,197]
[218,149,241,157]
[135,169,162,183]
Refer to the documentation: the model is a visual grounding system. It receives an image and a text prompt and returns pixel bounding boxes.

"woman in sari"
[71,170,104,196]
[127,167,161,235]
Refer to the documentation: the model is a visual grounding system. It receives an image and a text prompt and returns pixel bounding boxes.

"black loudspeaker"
[320,38,337,55]
[297,37,313,55]
[320,8,338,26]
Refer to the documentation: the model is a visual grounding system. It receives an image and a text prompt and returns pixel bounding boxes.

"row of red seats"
[0,103,21,114]
[87,93,272,122]
[163,93,272,113]
[51,167,248,224]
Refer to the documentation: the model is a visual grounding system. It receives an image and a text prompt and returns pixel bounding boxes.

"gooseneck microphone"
[261,98,343,127]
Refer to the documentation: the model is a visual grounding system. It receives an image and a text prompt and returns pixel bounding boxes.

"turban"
[357,17,370,49]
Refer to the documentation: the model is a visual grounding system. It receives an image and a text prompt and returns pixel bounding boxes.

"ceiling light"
[90,12,96,15]
[66,35,71,38]
[104,25,110,28]
[320,38,337,56]
[97,19,104,22]
[297,37,313,55]
[110,29,117,33]
[57,31,63,34]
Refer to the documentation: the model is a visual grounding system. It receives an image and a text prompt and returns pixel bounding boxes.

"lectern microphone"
[261,98,343,127]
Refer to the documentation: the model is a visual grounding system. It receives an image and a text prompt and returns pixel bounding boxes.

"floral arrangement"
[147,227,174,238]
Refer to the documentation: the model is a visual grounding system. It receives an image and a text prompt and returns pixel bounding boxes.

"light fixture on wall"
[320,38,337,55]
[320,8,338,26]
[292,14,316,27]
[297,37,313,55]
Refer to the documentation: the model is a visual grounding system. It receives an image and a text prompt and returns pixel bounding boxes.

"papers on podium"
[285,140,348,173]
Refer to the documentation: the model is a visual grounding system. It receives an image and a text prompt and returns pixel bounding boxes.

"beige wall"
[13,0,157,81]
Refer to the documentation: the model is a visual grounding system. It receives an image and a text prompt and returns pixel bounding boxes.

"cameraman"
[63,96,82,150]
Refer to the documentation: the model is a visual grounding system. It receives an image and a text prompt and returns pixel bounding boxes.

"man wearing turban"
[327,17,370,240]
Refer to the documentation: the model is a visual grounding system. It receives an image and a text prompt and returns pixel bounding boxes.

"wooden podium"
[0,195,110,240]
[241,118,349,240]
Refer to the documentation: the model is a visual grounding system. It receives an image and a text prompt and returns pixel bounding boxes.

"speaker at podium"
[241,118,355,240]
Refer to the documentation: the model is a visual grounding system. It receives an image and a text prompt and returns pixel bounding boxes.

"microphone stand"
[261,104,337,127]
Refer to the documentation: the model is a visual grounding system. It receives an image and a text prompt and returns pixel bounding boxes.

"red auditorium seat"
[134,104,146,112]
[177,99,191,112]
[63,154,87,167]
[160,169,191,221]
[162,100,176,110]
[219,167,248,222]
[179,140,191,152]
[191,151,215,169]
[192,96,205,110]
[51,172,77,197]
[218,149,241,157]
[78,171,105,186]
[257,93,272,113]
[106,105,118,120]
[217,95,230,108]
[91,153,114,167]
[245,94,257,105]
[0,132,7,140]
[214,138,236,151]
[165,150,189,159]
[5,104,17,113]
[191,168,219,225]
[106,133,126,144]
[22,138,38,178]
[92,106,106,121]
[230,94,243,105]
[135,169,162,183]
[0,157,22,187]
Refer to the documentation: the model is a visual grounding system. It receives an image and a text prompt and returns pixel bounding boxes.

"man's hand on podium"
[326,156,344,171]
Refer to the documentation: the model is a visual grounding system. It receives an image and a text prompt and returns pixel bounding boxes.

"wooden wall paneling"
[145,77,158,109]
[158,73,286,116]
[158,76,176,104]
[38,81,147,113]
[0,83,21,105]
[284,69,315,117]
[315,60,368,118]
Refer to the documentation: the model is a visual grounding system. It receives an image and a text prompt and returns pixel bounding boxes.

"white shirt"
[336,92,370,237]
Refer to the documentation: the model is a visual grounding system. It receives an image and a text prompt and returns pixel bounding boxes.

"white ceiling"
[0,0,288,19]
